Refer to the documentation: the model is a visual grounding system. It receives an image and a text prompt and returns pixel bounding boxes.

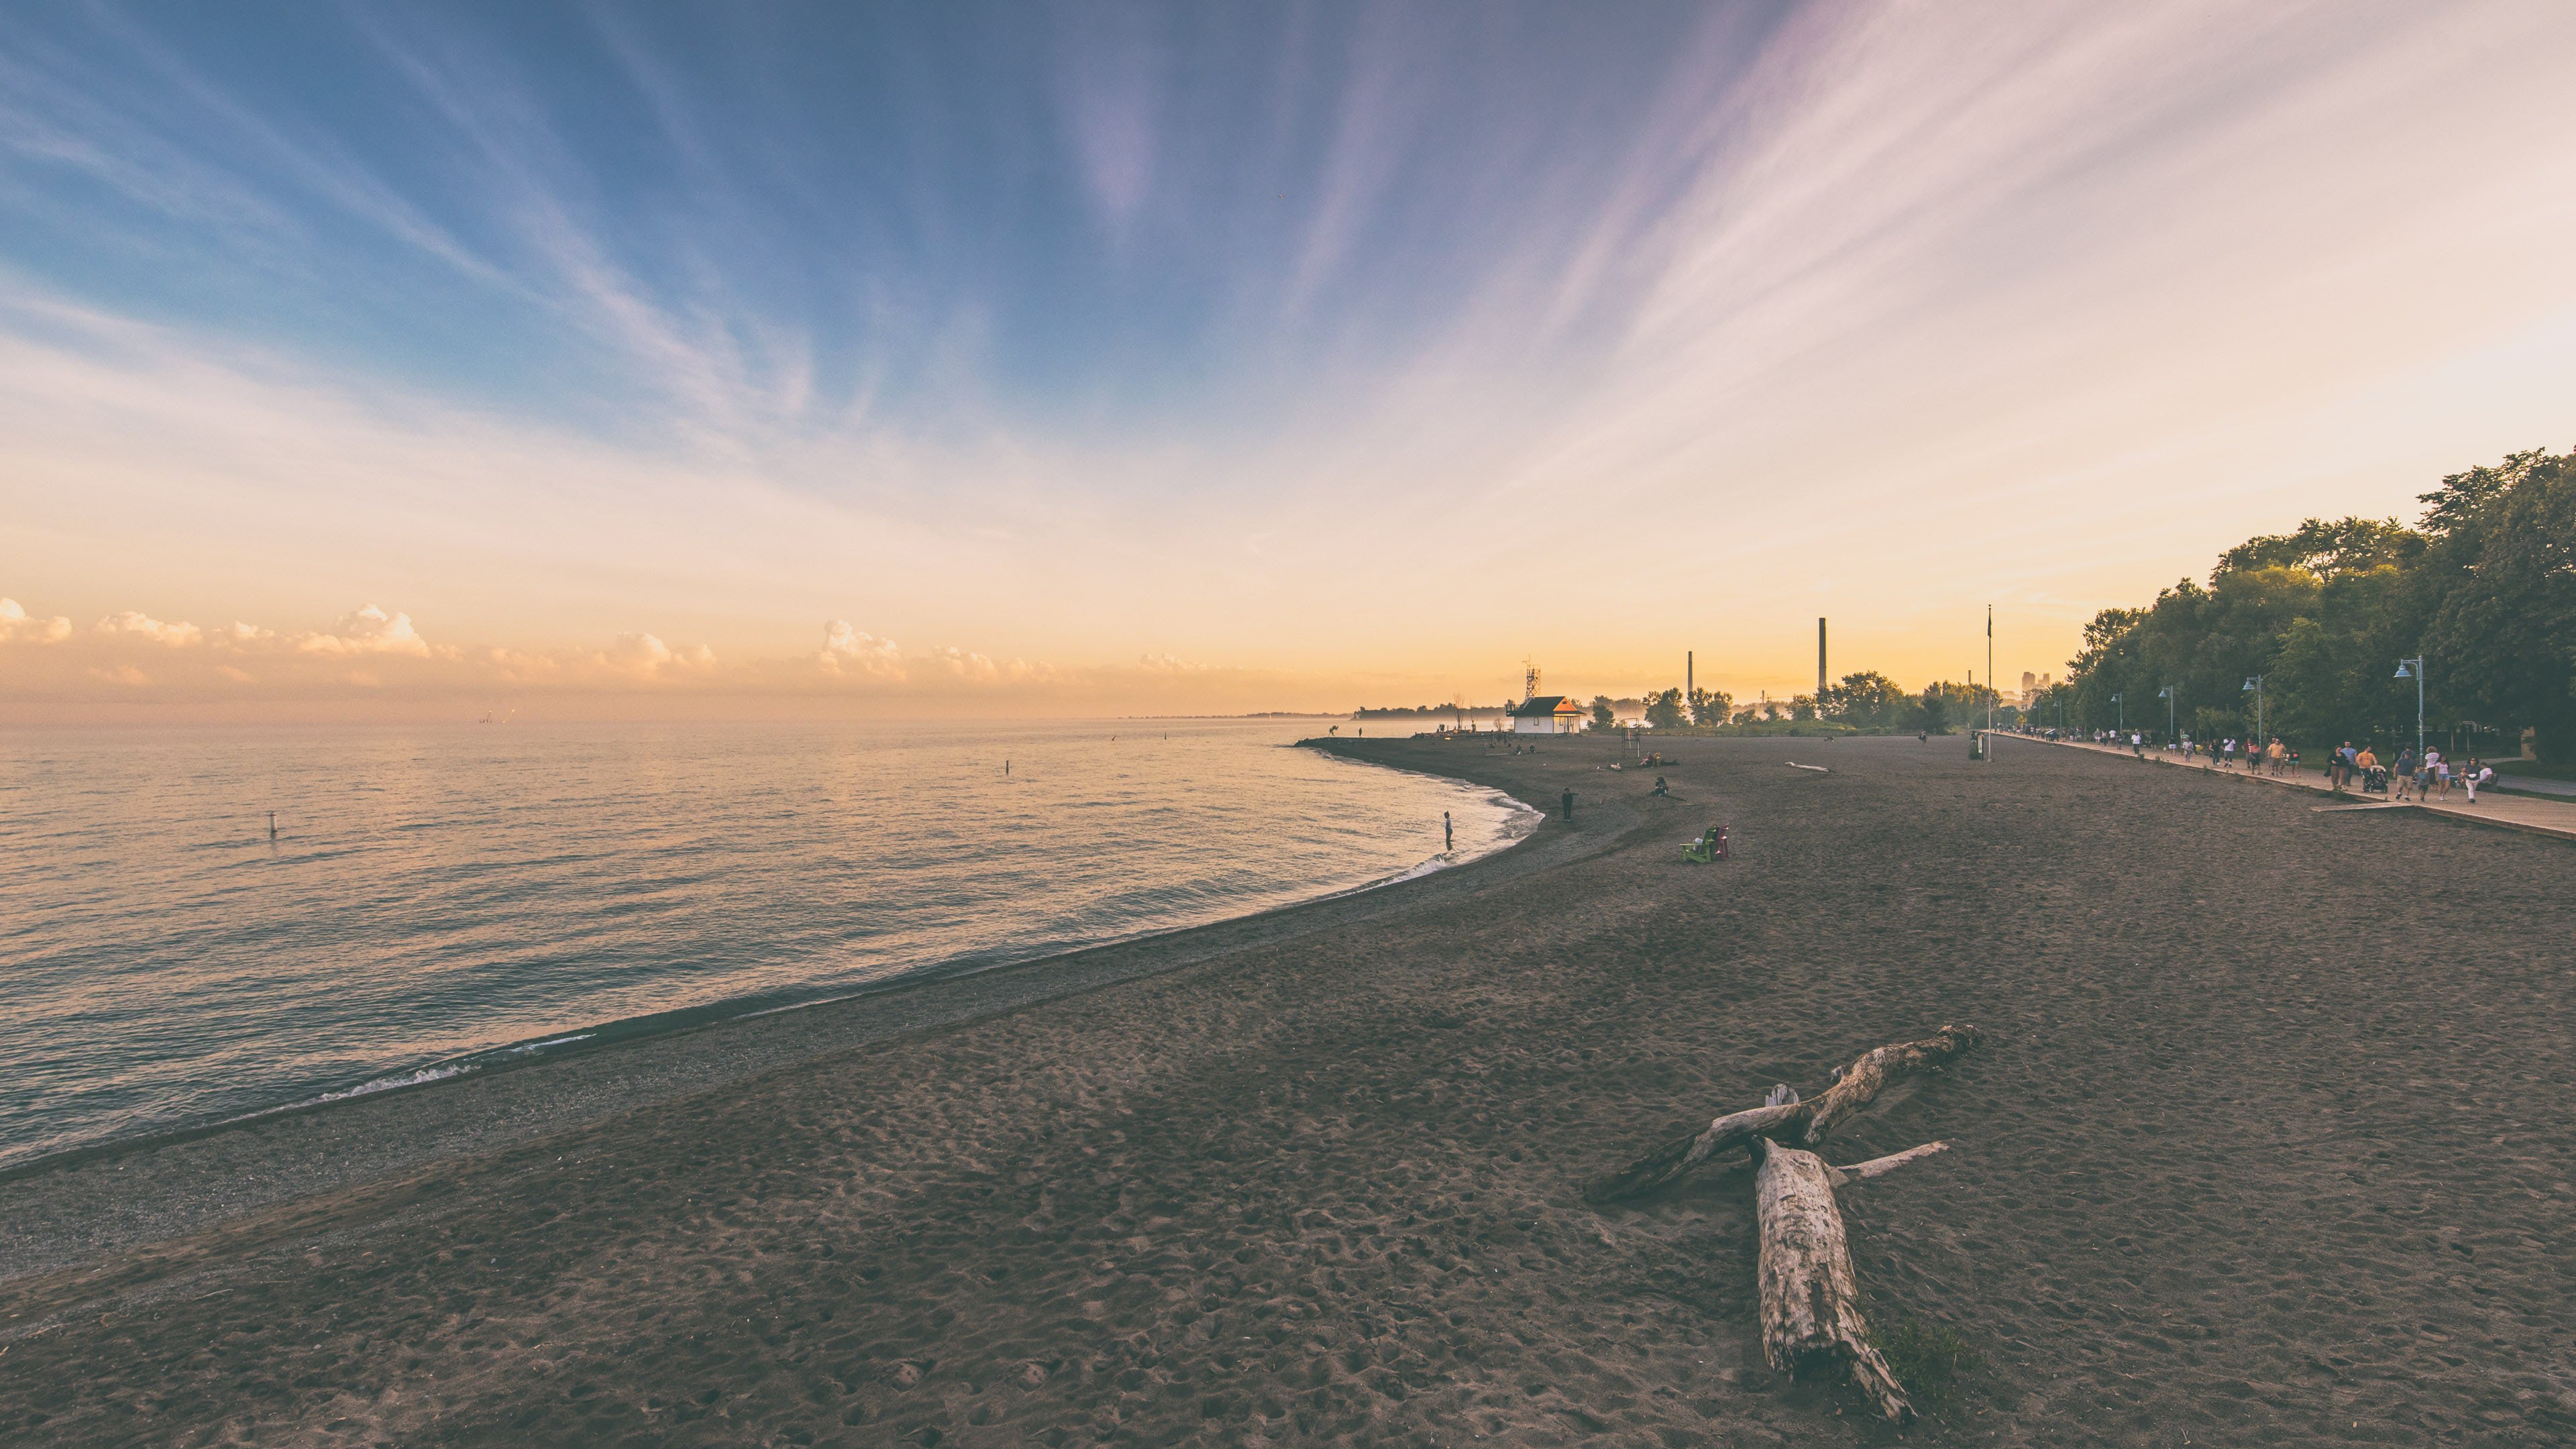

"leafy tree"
[1688,686,1733,727]
[1589,695,1617,731]
[2425,451,2576,761]
[2216,517,2421,579]
[1820,671,1907,727]
[1918,688,1949,734]
[1644,688,1688,730]
[2060,446,2575,759]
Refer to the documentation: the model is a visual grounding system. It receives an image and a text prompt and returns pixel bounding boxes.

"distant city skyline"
[6,2,2575,717]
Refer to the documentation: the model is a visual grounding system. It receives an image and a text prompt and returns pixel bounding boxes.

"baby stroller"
[2361,765,2390,794]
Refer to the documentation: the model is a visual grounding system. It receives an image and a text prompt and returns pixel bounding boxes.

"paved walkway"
[1997,734,2576,844]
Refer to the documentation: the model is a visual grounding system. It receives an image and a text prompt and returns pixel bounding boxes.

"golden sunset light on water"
[5,3,2574,718]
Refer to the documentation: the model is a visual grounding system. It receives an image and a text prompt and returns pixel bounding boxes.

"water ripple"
[0,718,1529,1167]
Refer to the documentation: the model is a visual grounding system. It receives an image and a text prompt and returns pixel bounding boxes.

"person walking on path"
[2468,760,2492,804]
[2395,747,2418,800]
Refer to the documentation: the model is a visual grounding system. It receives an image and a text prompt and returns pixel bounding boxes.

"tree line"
[1589,675,2006,734]
[2045,447,2574,762]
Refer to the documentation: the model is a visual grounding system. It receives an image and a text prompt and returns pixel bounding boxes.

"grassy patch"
[1868,1317,1982,1403]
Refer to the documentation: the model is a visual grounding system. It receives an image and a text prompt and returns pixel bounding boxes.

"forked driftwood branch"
[1587,1027,1983,1423]
[1585,1024,1982,1203]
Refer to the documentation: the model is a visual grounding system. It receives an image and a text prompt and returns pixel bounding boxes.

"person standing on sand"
[1444,811,1452,851]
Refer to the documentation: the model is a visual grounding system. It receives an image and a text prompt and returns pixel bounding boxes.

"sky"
[5,1,2575,719]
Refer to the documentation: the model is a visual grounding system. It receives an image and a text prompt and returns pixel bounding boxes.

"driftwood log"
[1753,1137,1942,1424]
[1585,1024,1982,1202]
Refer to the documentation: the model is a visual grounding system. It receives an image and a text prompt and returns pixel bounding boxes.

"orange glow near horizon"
[7,5,2576,720]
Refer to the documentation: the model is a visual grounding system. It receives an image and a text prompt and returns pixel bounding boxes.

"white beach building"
[1509,695,1585,734]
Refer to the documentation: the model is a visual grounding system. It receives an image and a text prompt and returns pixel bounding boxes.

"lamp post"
[2242,675,2265,753]
[2395,656,2424,764]
[2110,692,2124,731]
[2158,684,2176,746]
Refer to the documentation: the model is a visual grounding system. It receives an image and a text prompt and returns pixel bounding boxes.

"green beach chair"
[1681,825,1727,863]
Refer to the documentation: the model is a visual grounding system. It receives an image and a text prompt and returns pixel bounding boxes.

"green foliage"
[2425,451,2576,762]
[1687,686,1733,727]
[1819,670,1909,728]
[1644,687,1688,731]
[1921,679,2000,728]
[2062,447,2576,760]
[1589,695,1617,731]
[1867,1317,1982,1404]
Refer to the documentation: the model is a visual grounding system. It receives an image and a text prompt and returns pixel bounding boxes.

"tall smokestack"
[1686,651,1693,700]
[1817,618,1827,696]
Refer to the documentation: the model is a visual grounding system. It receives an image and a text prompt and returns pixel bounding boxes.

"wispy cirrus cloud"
[5,2,2576,716]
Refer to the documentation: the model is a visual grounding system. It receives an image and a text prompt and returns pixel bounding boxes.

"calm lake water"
[0,719,1531,1169]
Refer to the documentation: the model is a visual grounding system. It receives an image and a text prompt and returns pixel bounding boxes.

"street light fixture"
[2158,684,2176,746]
[2241,675,2265,753]
[2110,692,2124,730]
[2395,657,2424,763]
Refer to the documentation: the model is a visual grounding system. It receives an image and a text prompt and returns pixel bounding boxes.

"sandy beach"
[5,734,2573,1446]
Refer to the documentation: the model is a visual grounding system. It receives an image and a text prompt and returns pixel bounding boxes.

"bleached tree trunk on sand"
[1752,1137,1917,1424]
[1586,1024,1981,1202]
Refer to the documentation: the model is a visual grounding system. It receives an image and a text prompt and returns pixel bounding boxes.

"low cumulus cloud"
[817,619,904,678]
[0,598,72,643]
[926,645,1000,683]
[96,610,203,647]
[294,604,436,657]
[0,592,1297,712]
[598,632,718,679]
[0,594,708,701]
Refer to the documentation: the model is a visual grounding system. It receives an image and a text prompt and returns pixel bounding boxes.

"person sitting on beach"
[1651,775,1670,797]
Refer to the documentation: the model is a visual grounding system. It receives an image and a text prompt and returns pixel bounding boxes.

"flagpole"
[1986,605,1994,763]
